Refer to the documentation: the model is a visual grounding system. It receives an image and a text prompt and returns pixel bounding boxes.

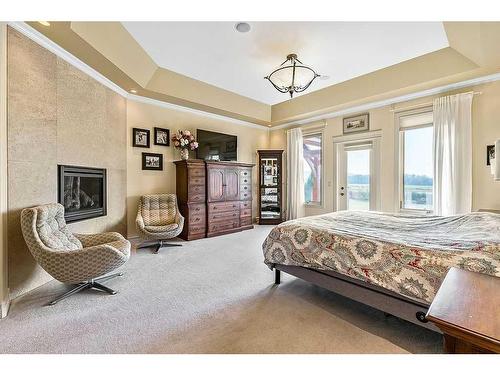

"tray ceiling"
[122,22,449,105]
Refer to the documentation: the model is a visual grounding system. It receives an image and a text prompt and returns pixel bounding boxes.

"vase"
[180,148,189,160]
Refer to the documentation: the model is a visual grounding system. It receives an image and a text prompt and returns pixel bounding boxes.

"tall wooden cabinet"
[174,159,207,240]
[257,150,284,224]
[174,160,254,240]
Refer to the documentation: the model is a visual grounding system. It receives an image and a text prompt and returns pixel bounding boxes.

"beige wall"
[126,100,270,237]
[7,28,128,299]
[270,80,500,217]
[0,23,8,317]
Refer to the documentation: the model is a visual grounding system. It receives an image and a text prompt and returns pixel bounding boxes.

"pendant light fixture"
[264,54,321,98]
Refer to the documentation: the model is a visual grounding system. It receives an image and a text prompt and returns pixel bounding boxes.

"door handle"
[340,193,345,196]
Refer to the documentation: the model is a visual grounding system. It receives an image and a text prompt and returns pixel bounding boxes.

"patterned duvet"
[262,211,500,303]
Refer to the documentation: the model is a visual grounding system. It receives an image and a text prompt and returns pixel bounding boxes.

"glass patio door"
[336,141,379,211]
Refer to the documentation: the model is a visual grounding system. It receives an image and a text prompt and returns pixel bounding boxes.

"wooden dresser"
[174,160,254,240]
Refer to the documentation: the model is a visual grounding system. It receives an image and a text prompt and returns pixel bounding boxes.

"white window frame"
[302,131,324,207]
[394,106,434,214]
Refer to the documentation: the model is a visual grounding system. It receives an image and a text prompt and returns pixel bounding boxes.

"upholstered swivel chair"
[136,194,184,253]
[20,203,130,305]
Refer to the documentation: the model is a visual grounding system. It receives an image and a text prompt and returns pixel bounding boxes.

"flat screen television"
[196,129,237,161]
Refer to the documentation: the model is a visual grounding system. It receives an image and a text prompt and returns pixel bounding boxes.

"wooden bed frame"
[274,264,440,332]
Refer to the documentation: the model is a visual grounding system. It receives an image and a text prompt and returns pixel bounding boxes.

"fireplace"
[58,165,107,223]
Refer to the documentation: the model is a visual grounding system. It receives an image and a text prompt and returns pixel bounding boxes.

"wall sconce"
[490,140,500,181]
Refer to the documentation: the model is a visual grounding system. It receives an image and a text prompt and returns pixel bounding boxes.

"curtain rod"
[389,91,482,113]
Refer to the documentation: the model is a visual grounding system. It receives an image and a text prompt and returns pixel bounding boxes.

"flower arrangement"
[171,130,198,160]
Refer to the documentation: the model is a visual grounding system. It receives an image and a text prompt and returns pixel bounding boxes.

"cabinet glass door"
[260,157,280,220]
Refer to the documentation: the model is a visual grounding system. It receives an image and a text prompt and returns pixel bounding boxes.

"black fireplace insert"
[58,165,107,223]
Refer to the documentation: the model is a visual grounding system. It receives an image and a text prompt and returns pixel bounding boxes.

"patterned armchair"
[136,194,184,253]
[20,203,130,305]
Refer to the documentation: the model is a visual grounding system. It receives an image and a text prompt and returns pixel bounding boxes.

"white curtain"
[286,128,305,220]
[433,92,473,216]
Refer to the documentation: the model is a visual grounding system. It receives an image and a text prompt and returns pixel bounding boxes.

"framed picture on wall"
[487,145,495,166]
[133,128,150,148]
[343,113,369,134]
[154,127,170,146]
[142,153,163,171]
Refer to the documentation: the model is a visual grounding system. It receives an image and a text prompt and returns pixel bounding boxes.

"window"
[303,133,322,204]
[398,109,433,212]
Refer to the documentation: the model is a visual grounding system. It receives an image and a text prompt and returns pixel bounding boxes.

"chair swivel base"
[137,239,182,254]
[48,272,124,306]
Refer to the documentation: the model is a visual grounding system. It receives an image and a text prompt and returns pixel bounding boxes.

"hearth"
[58,165,107,222]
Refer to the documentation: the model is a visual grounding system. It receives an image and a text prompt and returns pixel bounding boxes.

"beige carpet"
[0,226,442,354]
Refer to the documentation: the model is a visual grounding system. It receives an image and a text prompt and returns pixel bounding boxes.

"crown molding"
[271,71,500,130]
[7,22,268,131]
[128,94,270,130]
[8,22,130,97]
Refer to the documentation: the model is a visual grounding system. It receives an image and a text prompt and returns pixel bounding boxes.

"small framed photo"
[142,153,163,171]
[133,128,150,148]
[343,113,369,134]
[154,127,170,146]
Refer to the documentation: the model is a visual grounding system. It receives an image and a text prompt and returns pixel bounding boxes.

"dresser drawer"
[188,167,205,178]
[240,208,251,218]
[240,174,251,185]
[189,203,205,215]
[240,190,251,201]
[188,184,205,196]
[240,217,253,227]
[188,224,206,236]
[188,192,205,203]
[209,210,239,222]
[208,218,239,233]
[189,212,205,225]
[208,201,240,212]
[240,169,251,178]
[240,184,251,194]
[240,201,251,210]
[190,176,205,186]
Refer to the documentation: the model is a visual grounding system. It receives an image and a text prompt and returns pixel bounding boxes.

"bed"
[262,211,500,331]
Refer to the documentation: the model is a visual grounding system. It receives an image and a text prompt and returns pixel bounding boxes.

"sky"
[347,126,433,177]
[403,126,433,176]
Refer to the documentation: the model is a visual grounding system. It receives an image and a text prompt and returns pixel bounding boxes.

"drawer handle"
[416,311,428,323]
[196,208,200,211]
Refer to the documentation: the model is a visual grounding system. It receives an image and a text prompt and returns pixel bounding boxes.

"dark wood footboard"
[274,264,439,333]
